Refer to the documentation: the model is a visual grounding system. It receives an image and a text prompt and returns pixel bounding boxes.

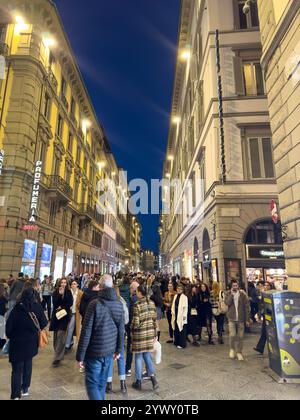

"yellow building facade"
[0,0,130,279]
[257,0,300,291]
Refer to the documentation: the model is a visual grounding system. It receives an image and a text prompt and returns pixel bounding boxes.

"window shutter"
[233,56,245,96]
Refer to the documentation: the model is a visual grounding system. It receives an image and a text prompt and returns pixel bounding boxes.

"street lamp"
[15,16,29,33]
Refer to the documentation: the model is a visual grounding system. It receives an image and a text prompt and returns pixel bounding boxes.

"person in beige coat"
[171,283,188,349]
[65,280,83,351]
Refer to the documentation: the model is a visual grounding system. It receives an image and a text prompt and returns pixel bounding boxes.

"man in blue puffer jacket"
[76,274,124,400]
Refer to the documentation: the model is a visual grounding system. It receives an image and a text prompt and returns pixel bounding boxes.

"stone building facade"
[257,0,300,291]
[160,0,287,289]
[0,0,133,279]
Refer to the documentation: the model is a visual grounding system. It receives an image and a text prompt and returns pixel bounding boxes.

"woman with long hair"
[171,283,188,349]
[41,276,54,321]
[65,280,83,352]
[163,281,177,344]
[210,282,225,344]
[131,285,159,391]
[186,284,200,346]
[198,283,214,345]
[6,287,47,400]
[49,278,73,367]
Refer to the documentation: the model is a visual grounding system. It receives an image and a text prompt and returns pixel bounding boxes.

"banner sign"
[29,161,42,223]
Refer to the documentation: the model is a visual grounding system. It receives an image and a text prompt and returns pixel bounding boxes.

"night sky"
[54,0,181,252]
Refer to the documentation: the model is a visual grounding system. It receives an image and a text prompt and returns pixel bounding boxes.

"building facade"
[0,0,129,279]
[160,0,287,288]
[256,0,300,292]
[125,214,141,273]
[141,249,156,273]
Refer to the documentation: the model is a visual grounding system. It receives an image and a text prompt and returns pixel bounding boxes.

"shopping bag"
[1,339,9,356]
[154,340,162,365]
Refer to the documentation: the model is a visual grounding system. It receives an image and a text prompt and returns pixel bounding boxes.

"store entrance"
[246,267,287,289]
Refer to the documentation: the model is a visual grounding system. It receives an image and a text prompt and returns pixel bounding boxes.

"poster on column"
[40,244,52,279]
[21,239,37,277]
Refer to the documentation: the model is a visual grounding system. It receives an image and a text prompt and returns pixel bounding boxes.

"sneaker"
[142,371,151,380]
[21,389,29,397]
[126,370,132,377]
[253,347,263,355]
[237,353,245,361]
[177,346,183,349]
[166,340,173,344]
[229,350,235,360]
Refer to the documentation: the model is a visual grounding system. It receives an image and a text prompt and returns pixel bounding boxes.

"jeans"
[215,314,225,337]
[42,295,52,320]
[66,314,76,349]
[85,356,113,400]
[11,358,32,400]
[107,348,126,382]
[229,321,245,354]
[135,352,155,381]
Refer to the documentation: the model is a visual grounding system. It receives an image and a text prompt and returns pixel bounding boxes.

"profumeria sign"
[0,149,4,175]
[29,161,42,223]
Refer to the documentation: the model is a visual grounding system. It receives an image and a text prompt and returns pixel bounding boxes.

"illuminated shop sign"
[0,149,4,175]
[29,161,42,223]
[247,245,285,260]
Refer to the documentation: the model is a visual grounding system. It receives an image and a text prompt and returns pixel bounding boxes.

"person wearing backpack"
[210,282,227,344]
[76,274,124,401]
[5,287,47,400]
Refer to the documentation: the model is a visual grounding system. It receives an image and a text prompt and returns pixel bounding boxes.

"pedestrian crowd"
[0,271,279,400]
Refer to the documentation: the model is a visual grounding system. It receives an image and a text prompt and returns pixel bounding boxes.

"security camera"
[243,0,251,15]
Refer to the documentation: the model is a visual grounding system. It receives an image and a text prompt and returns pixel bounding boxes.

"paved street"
[1,321,299,400]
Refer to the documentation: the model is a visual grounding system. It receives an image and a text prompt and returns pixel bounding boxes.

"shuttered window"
[248,137,275,179]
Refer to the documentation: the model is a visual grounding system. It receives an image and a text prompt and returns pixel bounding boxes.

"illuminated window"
[243,62,265,95]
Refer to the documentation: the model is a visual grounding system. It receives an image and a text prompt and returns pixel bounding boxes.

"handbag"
[1,339,9,355]
[29,312,49,349]
[219,291,228,315]
[153,340,162,365]
[191,308,198,316]
[55,309,68,320]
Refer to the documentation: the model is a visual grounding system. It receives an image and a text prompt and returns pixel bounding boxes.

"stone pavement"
[0,321,299,400]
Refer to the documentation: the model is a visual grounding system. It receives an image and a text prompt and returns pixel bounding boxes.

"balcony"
[0,43,9,57]
[46,175,73,204]
[80,204,95,222]
[60,91,69,111]
[47,67,58,92]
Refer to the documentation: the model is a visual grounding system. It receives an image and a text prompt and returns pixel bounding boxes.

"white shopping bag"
[154,340,162,365]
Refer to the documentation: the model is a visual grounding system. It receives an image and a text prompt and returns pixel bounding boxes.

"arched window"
[202,229,210,252]
[245,219,283,245]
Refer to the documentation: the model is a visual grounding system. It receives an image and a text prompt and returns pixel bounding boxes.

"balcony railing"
[47,175,73,200]
[60,91,69,111]
[47,67,58,92]
[80,204,95,220]
[0,43,9,57]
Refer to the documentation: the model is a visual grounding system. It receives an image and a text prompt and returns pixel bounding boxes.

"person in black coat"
[186,284,200,346]
[5,287,47,400]
[198,283,214,345]
[79,280,100,321]
[49,278,73,367]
